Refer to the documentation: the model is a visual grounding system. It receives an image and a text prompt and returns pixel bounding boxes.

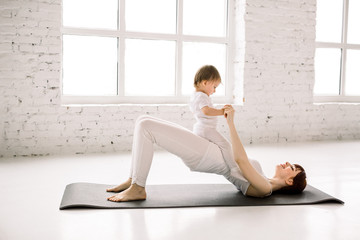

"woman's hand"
[223,105,235,124]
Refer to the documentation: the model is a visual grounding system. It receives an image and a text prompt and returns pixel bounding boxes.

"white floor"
[0,140,360,240]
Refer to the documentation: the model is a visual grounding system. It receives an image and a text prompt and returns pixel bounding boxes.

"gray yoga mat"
[59,182,344,210]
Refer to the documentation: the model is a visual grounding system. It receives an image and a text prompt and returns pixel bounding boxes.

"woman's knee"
[136,118,157,137]
[138,118,164,145]
[135,115,151,124]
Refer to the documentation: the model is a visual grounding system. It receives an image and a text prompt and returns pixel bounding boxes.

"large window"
[62,0,233,104]
[315,0,360,102]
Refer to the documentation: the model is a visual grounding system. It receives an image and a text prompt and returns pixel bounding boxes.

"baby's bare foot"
[107,184,146,202]
[106,178,132,192]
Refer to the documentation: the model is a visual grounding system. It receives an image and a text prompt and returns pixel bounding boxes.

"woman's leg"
[130,116,211,186]
[107,115,173,193]
[108,116,214,202]
[107,115,154,193]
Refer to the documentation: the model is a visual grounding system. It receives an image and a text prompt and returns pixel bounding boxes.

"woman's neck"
[269,178,285,192]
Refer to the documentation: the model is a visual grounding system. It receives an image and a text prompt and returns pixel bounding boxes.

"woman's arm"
[224,106,272,197]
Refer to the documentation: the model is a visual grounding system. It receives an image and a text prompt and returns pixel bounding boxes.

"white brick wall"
[1,0,359,157]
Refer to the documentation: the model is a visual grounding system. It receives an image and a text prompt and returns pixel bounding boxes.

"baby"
[189,65,240,175]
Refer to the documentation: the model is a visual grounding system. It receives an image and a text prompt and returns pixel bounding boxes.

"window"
[314,0,360,101]
[62,0,233,104]
[315,0,360,102]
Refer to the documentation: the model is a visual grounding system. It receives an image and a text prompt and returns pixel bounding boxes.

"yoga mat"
[59,183,344,210]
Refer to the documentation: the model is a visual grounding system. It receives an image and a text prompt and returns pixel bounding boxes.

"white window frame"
[315,0,360,103]
[61,0,234,104]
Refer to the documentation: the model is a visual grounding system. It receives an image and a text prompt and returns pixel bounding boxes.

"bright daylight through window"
[62,0,232,104]
[315,0,360,102]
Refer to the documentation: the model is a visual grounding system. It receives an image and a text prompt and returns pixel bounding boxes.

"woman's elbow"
[246,185,272,198]
[259,187,272,198]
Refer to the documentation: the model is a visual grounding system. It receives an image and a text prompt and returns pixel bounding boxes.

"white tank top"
[191,141,266,196]
[224,159,266,195]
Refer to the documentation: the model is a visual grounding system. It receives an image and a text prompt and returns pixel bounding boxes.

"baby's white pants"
[193,123,240,175]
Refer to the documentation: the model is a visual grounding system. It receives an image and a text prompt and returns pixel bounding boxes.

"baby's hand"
[222,105,233,118]
[221,105,232,111]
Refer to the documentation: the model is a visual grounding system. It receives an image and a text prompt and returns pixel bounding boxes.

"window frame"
[61,0,234,104]
[315,0,360,103]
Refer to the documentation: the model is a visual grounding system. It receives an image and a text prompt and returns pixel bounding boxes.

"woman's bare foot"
[106,178,132,192]
[107,183,146,202]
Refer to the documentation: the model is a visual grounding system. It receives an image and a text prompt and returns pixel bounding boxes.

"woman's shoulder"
[249,159,264,175]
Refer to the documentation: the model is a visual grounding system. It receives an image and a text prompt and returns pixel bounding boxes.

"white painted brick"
[0,0,359,157]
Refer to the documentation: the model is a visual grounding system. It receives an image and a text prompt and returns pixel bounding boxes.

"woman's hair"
[277,164,307,194]
[194,65,221,88]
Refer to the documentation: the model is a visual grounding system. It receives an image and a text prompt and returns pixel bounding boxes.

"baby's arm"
[201,106,225,116]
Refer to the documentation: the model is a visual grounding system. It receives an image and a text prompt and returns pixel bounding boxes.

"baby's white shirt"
[189,91,217,128]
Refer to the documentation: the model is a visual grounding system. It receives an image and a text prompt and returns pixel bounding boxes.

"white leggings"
[130,115,228,187]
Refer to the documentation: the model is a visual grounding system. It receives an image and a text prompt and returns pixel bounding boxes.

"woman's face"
[275,162,302,185]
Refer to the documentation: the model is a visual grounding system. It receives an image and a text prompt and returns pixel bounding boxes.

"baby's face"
[203,79,221,96]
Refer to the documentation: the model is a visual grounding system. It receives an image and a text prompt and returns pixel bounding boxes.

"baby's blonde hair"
[194,65,221,88]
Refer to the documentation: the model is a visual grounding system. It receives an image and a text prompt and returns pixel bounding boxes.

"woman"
[107,106,306,202]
